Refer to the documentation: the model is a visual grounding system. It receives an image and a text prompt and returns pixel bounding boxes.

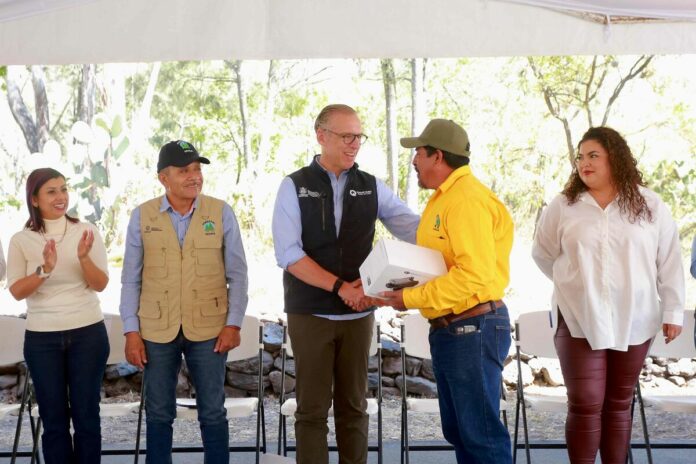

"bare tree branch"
[601,55,653,125]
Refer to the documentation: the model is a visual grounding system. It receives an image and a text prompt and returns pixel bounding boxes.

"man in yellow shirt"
[381,119,514,463]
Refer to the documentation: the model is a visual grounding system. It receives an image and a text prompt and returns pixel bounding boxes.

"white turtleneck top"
[6,216,108,331]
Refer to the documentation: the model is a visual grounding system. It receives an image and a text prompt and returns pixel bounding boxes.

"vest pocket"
[138,296,169,330]
[194,242,223,276]
[193,289,228,328]
[143,250,168,278]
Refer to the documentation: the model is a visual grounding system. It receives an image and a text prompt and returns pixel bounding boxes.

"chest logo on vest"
[433,214,441,231]
[349,189,372,197]
[298,187,322,198]
[202,219,216,235]
[144,225,163,233]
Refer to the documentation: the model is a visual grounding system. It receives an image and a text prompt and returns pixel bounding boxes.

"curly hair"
[562,126,652,223]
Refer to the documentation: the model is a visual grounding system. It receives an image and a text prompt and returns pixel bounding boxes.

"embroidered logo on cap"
[178,141,194,152]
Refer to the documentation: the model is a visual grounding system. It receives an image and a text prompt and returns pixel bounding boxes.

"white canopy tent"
[1,0,696,65]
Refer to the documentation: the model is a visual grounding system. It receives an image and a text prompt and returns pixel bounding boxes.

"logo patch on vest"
[298,187,322,198]
[144,225,163,233]
[202,219,216,235]
[349,189,372,197]
[433,214,441,231]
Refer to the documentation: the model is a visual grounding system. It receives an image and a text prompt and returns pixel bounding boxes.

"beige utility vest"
[138,194,228,343]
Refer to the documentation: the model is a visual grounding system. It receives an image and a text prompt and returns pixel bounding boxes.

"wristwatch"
[332,278,344,295]
[35,265,51,280]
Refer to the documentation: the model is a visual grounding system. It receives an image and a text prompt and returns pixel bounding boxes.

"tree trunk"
[406,58,426,208]
[77,64,96,123]
[227,60,253,178]
[30,66,50,150]
[5,66,40,153]
[381,59,398,192]
[257,60,277,174]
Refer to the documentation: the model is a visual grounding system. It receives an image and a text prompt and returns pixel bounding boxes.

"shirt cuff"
[122,315,141,334]
[662,308,684,326]
[226,310,245,328]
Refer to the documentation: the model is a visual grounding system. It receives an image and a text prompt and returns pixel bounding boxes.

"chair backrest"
[104,313,127,365]
[228,314,263,362]
[0,315,26,365]
[649,310,696,359]
[403,313,431,359]
[515,311,557,359]
[285,318,380,357]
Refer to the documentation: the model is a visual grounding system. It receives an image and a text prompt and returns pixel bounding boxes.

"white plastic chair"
[174,314,267,461]
[512,311,564,463]
[29,314,143,461]
[399,312,509,463]
[277,318,383,463]
[638,310,696,458]
[513,310,651,464]
[0,315,38,463]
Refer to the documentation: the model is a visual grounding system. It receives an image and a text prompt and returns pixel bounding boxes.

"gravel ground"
[2,391,696,451]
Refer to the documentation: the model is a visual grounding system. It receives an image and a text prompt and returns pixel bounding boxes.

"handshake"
[337,278,406,311]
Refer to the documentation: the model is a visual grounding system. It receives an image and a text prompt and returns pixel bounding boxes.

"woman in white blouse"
[533,127,684,464]
[7,168,110,464]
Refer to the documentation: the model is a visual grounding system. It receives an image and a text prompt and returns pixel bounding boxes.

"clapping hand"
[42,239,57,273]
[77,229,94,261]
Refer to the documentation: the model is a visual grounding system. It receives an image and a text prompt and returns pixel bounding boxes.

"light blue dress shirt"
[272,156,420,320]
[119,195,248,333]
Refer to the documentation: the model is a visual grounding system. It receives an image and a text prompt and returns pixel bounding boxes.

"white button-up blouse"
[532,187,684,351]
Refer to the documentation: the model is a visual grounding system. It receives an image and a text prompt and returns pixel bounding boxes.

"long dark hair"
[24,168,79,232]
[562,126,652,223]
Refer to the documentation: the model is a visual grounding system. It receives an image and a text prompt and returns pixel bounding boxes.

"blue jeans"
[429,304,512,464]
[24,320,110,464]
[143,330,228,464]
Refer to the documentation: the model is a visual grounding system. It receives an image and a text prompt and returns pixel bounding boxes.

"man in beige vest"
[119,140,248,464]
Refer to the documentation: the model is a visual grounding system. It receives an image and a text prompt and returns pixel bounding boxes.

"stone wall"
[1,319,695,404]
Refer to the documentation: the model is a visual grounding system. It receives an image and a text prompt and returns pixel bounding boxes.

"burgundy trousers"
[554,315,651,464]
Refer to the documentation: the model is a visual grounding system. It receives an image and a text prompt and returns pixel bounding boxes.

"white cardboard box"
[359,238,447,298]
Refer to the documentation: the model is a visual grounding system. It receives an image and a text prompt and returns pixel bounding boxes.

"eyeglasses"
[320,127,368,145]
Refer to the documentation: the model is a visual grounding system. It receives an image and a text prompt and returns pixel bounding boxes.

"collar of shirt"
[438,165,471,193]
[577,191,619,211]
[312,154,358,179]
[160,195,199,218]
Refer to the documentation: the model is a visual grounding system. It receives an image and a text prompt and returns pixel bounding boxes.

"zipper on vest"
[320,193,327,231]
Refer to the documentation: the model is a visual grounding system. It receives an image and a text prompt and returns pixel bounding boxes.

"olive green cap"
[400,119,470,157]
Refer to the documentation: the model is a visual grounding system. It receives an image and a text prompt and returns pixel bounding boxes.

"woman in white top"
[533,127,684,464]
[7,168,110,464]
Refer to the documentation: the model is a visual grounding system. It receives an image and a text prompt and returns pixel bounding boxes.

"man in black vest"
[272,104,419,464]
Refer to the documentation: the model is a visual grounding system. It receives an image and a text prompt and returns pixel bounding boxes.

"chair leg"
[261,402,267,453]
[513,388,520,464]
[635,382,653,464]
[516,348,531,464]
[28,400,42,464]
[11,370,31,464]
[377,336,383,464]
[134,374,146,464]
[30,417,42,464]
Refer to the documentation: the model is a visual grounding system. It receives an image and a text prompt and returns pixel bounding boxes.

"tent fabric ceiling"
[0,0,98,23]
[1,0,696,65]
[501,1,696,21]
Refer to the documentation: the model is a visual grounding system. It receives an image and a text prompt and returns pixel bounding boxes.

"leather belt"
[428,300,504,330]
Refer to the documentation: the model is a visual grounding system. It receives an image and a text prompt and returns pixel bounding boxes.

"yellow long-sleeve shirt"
[403,166,514,319]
